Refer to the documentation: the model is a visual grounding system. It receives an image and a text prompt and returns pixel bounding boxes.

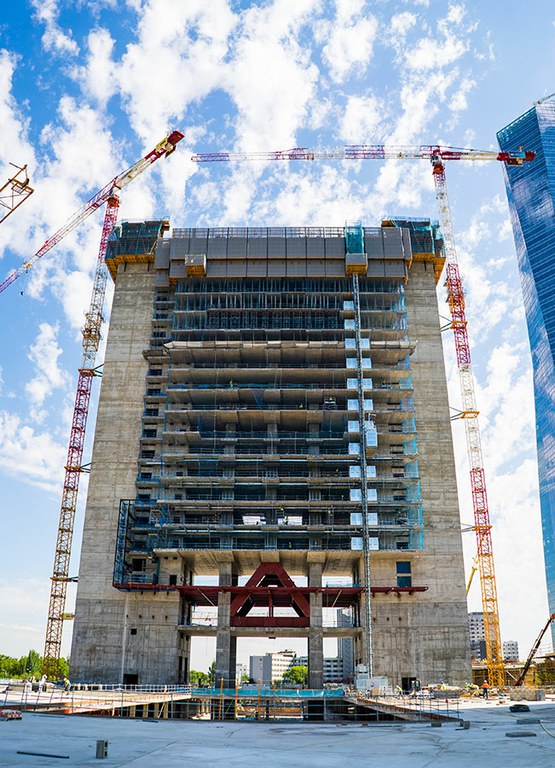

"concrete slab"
[1,702,555,767]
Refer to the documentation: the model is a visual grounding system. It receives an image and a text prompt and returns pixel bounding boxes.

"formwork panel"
[227,238,247,258]
[207,259,227,278]
[382,229,403,257]
[306,238,325,259]
[226,261,247,277]
[247,238,267,258]
[247,259,268,277]
[189,237,208,255]
[207,238,228,259]
[268,238,286,258]
[287,260,307,277]
[306,260,325,277]
[169,262,187,280]
[325,238,344,257]
[154,240,171,269]
[325,260,344,276]
[384,262,407,278]
[286,239,306,258]
[366,261,386,277]
[366,234,385,260]
[268,261,287,277]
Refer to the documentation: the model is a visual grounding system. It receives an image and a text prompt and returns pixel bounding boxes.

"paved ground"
[1,700,555,767]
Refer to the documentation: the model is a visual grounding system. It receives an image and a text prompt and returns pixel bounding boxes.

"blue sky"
[0,0,554,672]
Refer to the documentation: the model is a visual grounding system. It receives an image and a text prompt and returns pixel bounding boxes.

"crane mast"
[432,158,505,687]
[42,131,184,678]
[192,142,535,687]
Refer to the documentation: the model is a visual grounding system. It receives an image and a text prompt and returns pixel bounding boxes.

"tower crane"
[0,164,34,225]
[192,143,535,688]
[41,131,184,679]
[0,132,183,295]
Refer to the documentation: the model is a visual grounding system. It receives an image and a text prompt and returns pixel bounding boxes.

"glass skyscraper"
[498,102,555,646]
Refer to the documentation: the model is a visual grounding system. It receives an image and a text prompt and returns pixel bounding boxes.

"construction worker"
[481,680,490,699]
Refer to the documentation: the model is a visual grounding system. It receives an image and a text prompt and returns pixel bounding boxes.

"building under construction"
[70,219,470,688]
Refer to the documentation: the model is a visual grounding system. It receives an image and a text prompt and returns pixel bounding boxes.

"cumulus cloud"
[224,0,320,149]
[0,411,66,491]
[25,323,70,417]
[319,0,378,84]
[114,0,236,141]
[30,0,79,56]
[340,94,383,144]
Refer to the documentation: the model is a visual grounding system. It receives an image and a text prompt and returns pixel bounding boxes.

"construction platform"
[1,702,555,767]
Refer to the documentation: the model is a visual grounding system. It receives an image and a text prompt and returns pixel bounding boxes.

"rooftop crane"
[514,613,555,686]
[192,143,535,688]
[42,130,184,679]
[0,132,183,295]
[0,164,34,225]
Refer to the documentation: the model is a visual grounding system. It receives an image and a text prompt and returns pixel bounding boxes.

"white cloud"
[72,28,116,107]
[224,1,320,149]
[30,0,79,56]
[340,94,383,144]
[319,1,378,83]
[0,411,66,491]
[114,0,236,142]
[25,323,70,420]
[390,12,417,38]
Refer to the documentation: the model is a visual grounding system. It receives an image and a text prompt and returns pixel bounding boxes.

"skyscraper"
[70,219,470,687]
[498,103,555,645]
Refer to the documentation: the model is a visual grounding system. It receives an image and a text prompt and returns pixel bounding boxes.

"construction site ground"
[1,699,555,767]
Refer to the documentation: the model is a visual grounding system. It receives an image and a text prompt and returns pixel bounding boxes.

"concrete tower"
[70,220,470,687]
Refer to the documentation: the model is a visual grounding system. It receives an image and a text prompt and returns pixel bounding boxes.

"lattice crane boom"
[0,131,183,295]
[192,144,534,165]
[42,131,184,679]
[192,142,535,688]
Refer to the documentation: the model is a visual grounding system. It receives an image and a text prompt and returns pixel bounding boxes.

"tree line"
[0,651,69,680]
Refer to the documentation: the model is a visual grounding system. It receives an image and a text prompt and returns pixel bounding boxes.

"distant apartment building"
[498,102,555,646]
[296,655,344,684]
[502,641,519,662]
[249,650,297,684]
[337,608,355,680]
[469,612,518,661]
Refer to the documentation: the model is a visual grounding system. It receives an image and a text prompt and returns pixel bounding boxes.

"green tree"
[282,665,308,686]
[208,661,216,686]
[190,669,210,687]
[25,650,42,677]
[58,657,70,680]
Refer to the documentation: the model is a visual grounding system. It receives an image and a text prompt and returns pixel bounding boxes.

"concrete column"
[308,558,323,689]
[215,558,236,687]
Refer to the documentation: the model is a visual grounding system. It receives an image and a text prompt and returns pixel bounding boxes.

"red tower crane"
[39,131,184,679]
[192,143,535,688]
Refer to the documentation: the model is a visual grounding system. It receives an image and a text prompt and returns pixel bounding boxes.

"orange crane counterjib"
[0,130,184,295]
[191,145,535,165]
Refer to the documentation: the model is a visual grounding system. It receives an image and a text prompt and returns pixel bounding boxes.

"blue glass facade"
[498,104,555,645]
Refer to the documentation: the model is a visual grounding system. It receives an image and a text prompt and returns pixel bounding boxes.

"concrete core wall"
[70,263,180,683]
